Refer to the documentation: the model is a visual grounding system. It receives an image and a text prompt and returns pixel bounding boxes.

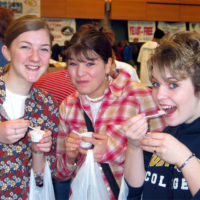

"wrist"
[128,140,141,150]
[177,153,195,172]
[32,149,44,155]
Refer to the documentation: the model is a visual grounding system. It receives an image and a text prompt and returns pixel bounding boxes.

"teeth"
[160,105,175,110]
[26,65,39,69]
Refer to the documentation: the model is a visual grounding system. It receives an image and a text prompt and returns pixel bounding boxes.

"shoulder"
[59,91,79,117]
[121,80,153,102]
[126,81,151,94]
[31,85,58,106]
[143,41,158,49]
[61,91,79,107]
[115,60,132,69]
[115,60,140,82]
[115,60,136,73]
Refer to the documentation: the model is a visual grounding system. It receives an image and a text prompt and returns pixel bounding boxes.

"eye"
[20,45,30,49]
[169,82,178,89]
[152,81,160,88]
[87,62,95,67]
[41,48,50,52]
[68,62,77,67]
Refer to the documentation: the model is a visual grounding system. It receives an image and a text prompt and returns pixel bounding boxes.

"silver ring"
[153,149,157,154]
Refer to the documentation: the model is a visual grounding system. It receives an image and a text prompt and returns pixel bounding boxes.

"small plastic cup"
[80,132,93,149]
[30,127,45,143]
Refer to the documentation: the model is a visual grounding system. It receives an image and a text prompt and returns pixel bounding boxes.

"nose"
[30,49,40,62]
[154,85,168,101]
[77,63,86,76]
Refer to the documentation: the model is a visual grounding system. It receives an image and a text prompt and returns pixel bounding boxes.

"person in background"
[132,38,140,73]
[35,68,76,106]
[137,28,165,87]
[51,43,62,61]
[120,31,200,199]
[113,41,123,61]
[122,40,134,66]
[111,52,140,82]
[60,40,70,62]
[0,6,13,67]
[108,30,140,82]
[54,24,165,200]
[0,15,59,199]
[51,40,71,63]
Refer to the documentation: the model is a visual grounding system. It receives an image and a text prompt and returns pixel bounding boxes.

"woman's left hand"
[140,132,191,167]
[31,130,52,153]
[80,133,108,162]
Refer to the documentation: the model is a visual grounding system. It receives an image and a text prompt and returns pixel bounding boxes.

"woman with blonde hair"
[120,31,200,199]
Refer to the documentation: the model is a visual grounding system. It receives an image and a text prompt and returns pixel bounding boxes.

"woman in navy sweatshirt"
[120,31,200,200]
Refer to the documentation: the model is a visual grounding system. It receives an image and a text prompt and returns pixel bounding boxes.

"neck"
[4,72,32,96]
[85,76,112,103]
[85,94,104,103]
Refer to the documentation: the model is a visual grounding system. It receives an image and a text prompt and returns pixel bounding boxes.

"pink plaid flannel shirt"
[55,70,166,200]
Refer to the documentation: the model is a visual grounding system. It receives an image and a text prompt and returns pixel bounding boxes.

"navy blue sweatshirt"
[127,117,200,200]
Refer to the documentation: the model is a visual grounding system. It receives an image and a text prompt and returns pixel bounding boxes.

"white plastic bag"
[70,150,109,200]
[29,160,55,200]
[118,175,129,200]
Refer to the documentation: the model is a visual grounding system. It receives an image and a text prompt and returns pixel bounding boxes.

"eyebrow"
[20,41,51,47]
[68,57,98,62]
[152,75,178,82]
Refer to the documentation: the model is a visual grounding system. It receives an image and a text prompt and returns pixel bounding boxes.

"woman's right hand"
[0,119,29,144]
[122,114,148,148]
[65,132,81,163]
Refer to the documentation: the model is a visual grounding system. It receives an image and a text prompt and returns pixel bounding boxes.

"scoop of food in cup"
[72,130,93,149]
[29,126,45,143]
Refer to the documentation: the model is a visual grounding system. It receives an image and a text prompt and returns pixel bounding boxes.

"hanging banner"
[189,22,200,33]
[128,21,156,43]
[44,18,76,46]
[158,22,186,34]
[0,0,40,18]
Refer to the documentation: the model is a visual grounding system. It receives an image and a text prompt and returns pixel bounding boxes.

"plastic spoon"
[146,110,166,119]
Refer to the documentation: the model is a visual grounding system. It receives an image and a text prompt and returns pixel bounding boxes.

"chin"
[164,117,179,127]
[26,77,40,83]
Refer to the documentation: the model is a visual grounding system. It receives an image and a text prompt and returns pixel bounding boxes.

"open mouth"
[160,105,176,115]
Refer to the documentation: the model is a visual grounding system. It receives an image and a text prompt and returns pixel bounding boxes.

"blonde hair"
[148,31,200,94]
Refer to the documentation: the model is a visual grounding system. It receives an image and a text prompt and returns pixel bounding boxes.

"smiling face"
[67,51,112,98]
[3,29,51,84]
[151,66,200,126]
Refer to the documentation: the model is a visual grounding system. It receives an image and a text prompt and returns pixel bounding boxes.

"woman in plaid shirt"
[55,24,165,200]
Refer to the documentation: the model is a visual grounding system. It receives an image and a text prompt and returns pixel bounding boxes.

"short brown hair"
[4,15,53,48]
[66,24,113,64]
[148,31,200,94]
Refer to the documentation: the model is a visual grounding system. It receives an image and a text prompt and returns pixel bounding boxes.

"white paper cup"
[80,132,93,149]
[30,127,45,143]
